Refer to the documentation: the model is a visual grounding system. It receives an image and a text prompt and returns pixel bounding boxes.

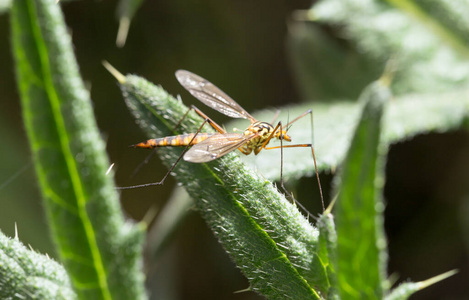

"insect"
[125,70,324,211]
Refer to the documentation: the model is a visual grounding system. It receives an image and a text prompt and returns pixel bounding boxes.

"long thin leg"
[255,122,316,217]
[130,148,158,179]
[264,143,325,212]
[278,123,316,218]
[174,105,226,134]
[271,109,324,212]
[117,118,214,190]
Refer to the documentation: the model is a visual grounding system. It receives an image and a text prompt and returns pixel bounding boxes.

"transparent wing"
[176,70,255,121]
[183,133,256,163]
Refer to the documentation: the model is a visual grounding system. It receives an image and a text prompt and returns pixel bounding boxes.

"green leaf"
[384,0,469,56]
[332,80,390,299]
[316,210,339,299]
[119,73,330,299]
[0,230,75,299]
[228,87,469,182]
[10,1,145,299]
[293,0,469,96]
[0,0,75,14]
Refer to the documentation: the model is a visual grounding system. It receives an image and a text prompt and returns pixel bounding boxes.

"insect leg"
[174,105,226,134]
[264,143,325,212]
[130,148,158,179]
[117,117,214,190]
[172,105,194,132]
[191,105,227,133]
[255,122,315,217]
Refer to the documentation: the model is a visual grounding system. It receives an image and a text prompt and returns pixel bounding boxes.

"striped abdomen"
[132,133,215,149]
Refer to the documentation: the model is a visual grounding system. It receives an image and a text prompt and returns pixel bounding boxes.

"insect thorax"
[242,121,274,154]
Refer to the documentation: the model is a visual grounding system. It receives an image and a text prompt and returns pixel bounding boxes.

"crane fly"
[124,70,324,211]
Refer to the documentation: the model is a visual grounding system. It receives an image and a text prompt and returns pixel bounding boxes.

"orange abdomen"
[132,133,214,149]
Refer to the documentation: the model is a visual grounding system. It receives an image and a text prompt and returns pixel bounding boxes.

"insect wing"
[176,70,255,121]
[183,133,253,163]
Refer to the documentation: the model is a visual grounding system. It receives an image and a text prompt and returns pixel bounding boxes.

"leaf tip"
[324,191,338,214]
[379,56,399,87]
[14,222,18,240]
[141,204,159,229]
[116,17,130,48]
[291,9,316,22]
[417,269,458,290]
[233,286,252,294]
[102,60,126,83]
[105,163,115,176]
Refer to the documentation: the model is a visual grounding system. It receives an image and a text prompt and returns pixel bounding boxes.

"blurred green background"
[1,0,468,299]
